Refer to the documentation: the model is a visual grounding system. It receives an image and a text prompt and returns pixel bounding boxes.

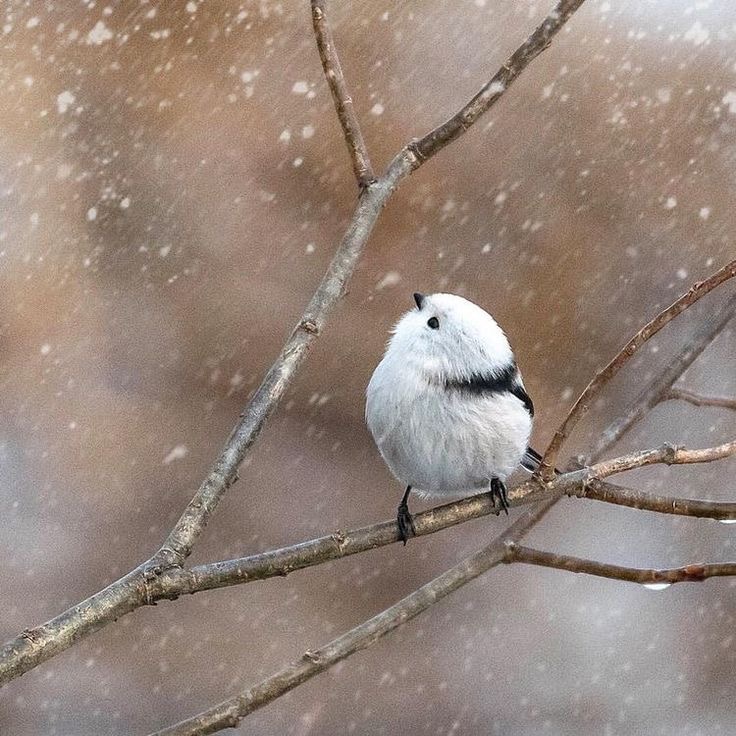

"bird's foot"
[397,501,416,545]
[490,477,509,516]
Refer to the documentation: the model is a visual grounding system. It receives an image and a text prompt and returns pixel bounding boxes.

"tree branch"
[574,479,736,520]
[311,0,375,186]
[0,153,412,689]
[147,432,735,735]
[586,440,736,478]
[146,443,736,600]
[149,501,558,736]
[411,0,588,162]
[587,291,736,460]
[0,0,594,690]
[664,386,736,411]
[539,259,736,479]
[505,543,736,586]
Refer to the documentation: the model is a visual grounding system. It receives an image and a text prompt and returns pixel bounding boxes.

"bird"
[365,292,536,544]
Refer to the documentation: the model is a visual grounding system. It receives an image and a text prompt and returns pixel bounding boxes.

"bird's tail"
[521,446,563,475]
[520,446,544,473]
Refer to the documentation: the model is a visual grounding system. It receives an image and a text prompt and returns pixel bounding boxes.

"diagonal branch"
[505,543,736,585]
[588,291,736,459]
[411,0,588,162]
[0,0,593,689]
[574,479,736,520]
[149,501,558,736]
[538,258,736,479]
[665,386,736,411]
[151,158,411,571]
[311,0,375,186]
[149,264,736,734]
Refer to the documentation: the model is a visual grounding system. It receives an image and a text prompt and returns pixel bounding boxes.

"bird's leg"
[490,477,509,516]
[397,485,416,545]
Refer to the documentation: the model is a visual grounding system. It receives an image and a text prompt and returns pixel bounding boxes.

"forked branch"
[665,386,736,411]
[0,0,596,689]
[539,258,736,479]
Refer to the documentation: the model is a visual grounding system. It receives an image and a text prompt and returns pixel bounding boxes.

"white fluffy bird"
[366,292,536,543]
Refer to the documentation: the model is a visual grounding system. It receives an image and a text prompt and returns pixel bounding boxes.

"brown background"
[1,1,736,734]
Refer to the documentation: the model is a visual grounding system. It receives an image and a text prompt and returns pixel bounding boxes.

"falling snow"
[86,20,113,45]
[162,445,188,464]
[722,91,736,114]
[56,91,76,115]
[683,20,709,46]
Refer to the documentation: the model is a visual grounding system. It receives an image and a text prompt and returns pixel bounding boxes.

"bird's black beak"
[413,292,425,310]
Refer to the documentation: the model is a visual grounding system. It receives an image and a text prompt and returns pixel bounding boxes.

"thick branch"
[539,259,736,478]
[0,154,408,690]
[150,307,736,733]
[149,501,558,736]
[665,386,736,411]
[151,157,413,570]
[0,0,593,690]
[0,571,148,689]
[311,0,374,186]
[505,543,736,585]
[411,0,588,162]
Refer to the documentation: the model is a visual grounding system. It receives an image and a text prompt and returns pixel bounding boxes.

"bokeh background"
[2,0,736,734]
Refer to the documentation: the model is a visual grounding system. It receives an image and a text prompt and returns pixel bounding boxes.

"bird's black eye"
[427,317,439,329]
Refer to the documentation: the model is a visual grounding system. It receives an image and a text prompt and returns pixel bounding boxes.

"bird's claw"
[397,502,416,545]
[490,478,509,516]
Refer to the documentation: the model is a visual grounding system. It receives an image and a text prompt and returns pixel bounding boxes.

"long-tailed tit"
[366,292,537,543]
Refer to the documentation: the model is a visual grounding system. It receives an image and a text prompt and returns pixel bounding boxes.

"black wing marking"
[510,381,534,417]
[445,363,534,417]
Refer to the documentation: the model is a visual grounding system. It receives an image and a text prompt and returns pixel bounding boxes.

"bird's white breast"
[366,355,532,498]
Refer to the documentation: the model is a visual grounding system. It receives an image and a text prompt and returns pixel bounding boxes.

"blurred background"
[1,0,736,734]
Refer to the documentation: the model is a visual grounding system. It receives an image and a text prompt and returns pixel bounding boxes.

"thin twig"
[311,0,375,186]
[588,291,736,460]
[150,501,558,736]
[505,543,736,585]
[0,0,593,689]
[587,440,736,478]
[575,479,736,520]
[539,259,736,479]
[665,386,736,411]
[411,0,588,162]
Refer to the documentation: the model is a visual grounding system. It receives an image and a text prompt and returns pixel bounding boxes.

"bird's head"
[387,292,514,382]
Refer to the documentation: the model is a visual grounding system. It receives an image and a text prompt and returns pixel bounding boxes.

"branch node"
[661,443,679,465]
[299,319,320,335]
[502,540,518,562]
[405,139,426,166]
[20,628,42,644]
[683,564,707,580]
[330,530,347,552]
[302,649,322,663]
[142,565,164,606]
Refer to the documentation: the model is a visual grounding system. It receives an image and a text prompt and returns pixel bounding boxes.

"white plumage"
[365,292,534,541]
